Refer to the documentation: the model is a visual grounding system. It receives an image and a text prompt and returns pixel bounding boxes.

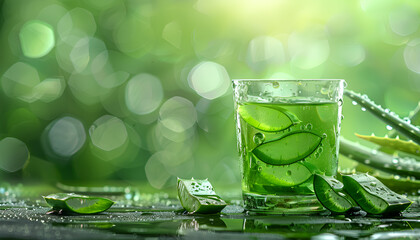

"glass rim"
[232,79,345,83]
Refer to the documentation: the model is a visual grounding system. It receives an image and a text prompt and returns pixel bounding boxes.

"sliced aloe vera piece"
[313,174,357,213]
[253,131,322,165]
[257,160,313,187]
[177,178,226,214]
[342,174,412,215]
[43,193,114,214]
[356,133,420,157]
[238,104,300,132]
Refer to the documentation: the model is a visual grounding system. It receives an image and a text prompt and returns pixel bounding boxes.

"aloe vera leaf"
[313,174,357,213]
[342,174,412,215]
[253,131,322,165]
[256,160,313,187]
[177,178,226,214]
[339,137,420,179]
[374,174,420,194]
[356,133,420,157]
[344,90,420,145]
[43,193,114,214]
[238,104,300,132]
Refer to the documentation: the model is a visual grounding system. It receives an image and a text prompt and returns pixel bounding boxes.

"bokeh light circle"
[19,20,55,58]
[89,115,128,152]
[1,62,40,102]
[246,36,285,70]
[389,5,420,37]
[404,39,420,74]
[125,74,164,115]
[43,116,86,160]
[159,96,197,133]
[145,152,171,189]
[188,61,230,100]
[0,137,29,172]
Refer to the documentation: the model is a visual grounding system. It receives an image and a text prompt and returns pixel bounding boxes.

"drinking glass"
[232,79,346,214]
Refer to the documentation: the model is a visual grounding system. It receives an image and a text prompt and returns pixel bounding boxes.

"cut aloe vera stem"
[342,174,412,215]
[44,193,114,214]
[339,137,420,179]
[253,131,322,165]
[257,160,313,187]
[238,104,300,132]
[177,178,226,214]
[344,90,420,145]
[356,133,420,157]
[313,174,357,213]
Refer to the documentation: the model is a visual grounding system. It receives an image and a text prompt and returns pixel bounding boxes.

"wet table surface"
[0,183,419,240]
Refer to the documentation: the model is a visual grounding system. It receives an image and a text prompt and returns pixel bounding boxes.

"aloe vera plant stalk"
[344,90,420,145]
[339,137,420,179]
[356,133,420,157]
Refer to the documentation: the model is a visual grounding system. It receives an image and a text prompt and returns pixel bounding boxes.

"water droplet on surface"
[392,158,399,164]
[370,182,377,187]
[318,147,323,153]
[286,170,292,176]
[322,133,327,138]
[315,152,320,158]
[403,117,411,124]
[352,101,357,105]
[338,99,343,106]
[257,166,263,172]
[371,149,378,154]
[306,123,313,130]
[364,159,371,164]
[386,125,393,130]
[272,82,279,88]
[361,107,366,111]
[341,115,344,120]
[253,132,265,145]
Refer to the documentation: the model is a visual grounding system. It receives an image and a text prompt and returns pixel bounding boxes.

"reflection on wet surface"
[0,184,419,239]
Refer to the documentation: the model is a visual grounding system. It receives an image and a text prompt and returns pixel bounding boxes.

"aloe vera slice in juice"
[257,160,313,187]
[342,174,412,215]
[43,193,114,214]
[177,178,226,214]
[253,131,322,165]
[238,104,300,132]
[313,174,357,213]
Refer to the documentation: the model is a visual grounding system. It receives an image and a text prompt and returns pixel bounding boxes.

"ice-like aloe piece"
[44,193,114,214]
[313,174,357,213]
[238,104,300,132]
[253,131,321,165]
[177,178,226,214]
[356,133,420,157]
[342,174,412,215]
[345,90,420,145]
[339,137,420,179]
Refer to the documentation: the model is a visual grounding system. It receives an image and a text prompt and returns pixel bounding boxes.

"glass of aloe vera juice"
[232,79,346,214]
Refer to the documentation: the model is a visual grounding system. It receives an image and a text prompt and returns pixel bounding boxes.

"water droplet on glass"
[352,101,357,105]
[257,166,263,172]
[306,123,313,130]
[403,117,411,124]
[361,107,366,111]
[315,152,320,158]
[253,132,265,145]
[300,125,305,130]
[322,133,327,138]
[386,125,393,130]
[272,82,279,88]
[286,170,292,176]
[318,147,323,153]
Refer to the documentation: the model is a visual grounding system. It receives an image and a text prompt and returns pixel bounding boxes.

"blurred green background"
[0,0,419,189]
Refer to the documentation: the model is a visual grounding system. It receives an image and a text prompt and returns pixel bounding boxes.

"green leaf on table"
[238,104,300,132]
[356,133,420,157]
[342,174,412,215]
[43,193,114,214]
[313,174,357,214]
[253,131,322,165]
[177,178,226,214]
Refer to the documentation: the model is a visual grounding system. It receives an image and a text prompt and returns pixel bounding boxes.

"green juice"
[236,101,340,212]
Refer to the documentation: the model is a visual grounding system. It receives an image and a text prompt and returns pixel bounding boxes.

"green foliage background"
[0,0,419,189]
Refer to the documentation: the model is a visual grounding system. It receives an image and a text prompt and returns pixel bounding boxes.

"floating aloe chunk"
[253,131,322,165]
[344,90,420,145]
[43,193,114,214]
[342,174,412,215]
[177,178,226,214]
[313,174,357,213]
[238,104,300,132]
[356,133,420,157]
[257,160,313,187]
